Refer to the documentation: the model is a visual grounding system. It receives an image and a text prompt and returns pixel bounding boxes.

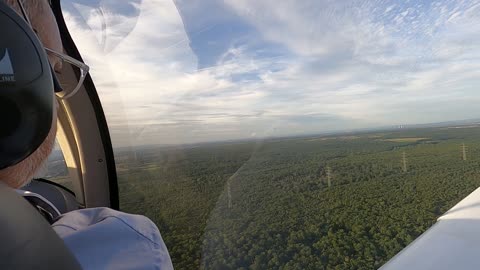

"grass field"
[381,137,429,143]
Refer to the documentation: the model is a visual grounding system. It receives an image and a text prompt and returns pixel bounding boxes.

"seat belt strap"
[16,190,61,224]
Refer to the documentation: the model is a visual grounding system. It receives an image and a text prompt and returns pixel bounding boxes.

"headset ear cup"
[0,96,21,137]
[0,1,54,169]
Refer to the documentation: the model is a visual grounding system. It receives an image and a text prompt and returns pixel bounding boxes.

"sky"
[61,0,480,146]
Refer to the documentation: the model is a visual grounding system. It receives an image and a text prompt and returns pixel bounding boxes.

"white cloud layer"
[63,0,480,146]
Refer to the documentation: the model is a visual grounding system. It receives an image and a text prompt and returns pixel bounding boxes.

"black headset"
[0,0,56,169]
[0,5,83,270]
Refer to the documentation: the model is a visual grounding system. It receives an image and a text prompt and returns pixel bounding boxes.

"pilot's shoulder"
[52,207,173,270]
[53,207,162,245]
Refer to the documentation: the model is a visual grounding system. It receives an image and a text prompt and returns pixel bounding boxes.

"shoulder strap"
[16,189,61,224]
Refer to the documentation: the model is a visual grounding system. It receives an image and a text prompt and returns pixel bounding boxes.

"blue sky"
[62,0,480,146]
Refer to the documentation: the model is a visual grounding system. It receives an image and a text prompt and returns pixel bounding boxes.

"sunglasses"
[17,0,90,99]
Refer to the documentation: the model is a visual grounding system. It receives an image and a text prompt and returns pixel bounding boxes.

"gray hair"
[3,0,46,21]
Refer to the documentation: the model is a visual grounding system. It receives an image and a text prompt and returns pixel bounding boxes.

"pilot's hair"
[3,0,45,19]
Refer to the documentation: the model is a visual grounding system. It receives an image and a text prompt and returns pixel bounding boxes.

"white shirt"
[52,207,174,270]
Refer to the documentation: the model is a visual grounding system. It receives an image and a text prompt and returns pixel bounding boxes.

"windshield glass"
[62,0,480,268]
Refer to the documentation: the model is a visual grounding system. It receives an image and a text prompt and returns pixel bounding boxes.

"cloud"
[62,0,480,146]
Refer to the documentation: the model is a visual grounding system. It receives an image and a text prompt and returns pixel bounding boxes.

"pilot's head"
[0,0,62,188]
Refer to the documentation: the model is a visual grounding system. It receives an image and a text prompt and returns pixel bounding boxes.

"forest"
[115,125,480,269]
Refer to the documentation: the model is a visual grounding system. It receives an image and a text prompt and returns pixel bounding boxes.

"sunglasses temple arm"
[50,65,63,93]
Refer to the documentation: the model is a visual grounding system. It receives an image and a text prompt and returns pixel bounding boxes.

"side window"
[35,139,74,192]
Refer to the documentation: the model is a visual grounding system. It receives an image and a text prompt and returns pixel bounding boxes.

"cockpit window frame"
[50,0,119,209]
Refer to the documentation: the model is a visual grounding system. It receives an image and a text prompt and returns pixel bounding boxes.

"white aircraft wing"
[381,187,480,270]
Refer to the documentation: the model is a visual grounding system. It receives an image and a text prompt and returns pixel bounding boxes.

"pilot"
[0,0,174,269]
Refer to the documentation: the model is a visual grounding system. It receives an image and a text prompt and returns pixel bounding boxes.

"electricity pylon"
[402,151,408,173]
[462,143,467,161]
[326,165,332,187]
